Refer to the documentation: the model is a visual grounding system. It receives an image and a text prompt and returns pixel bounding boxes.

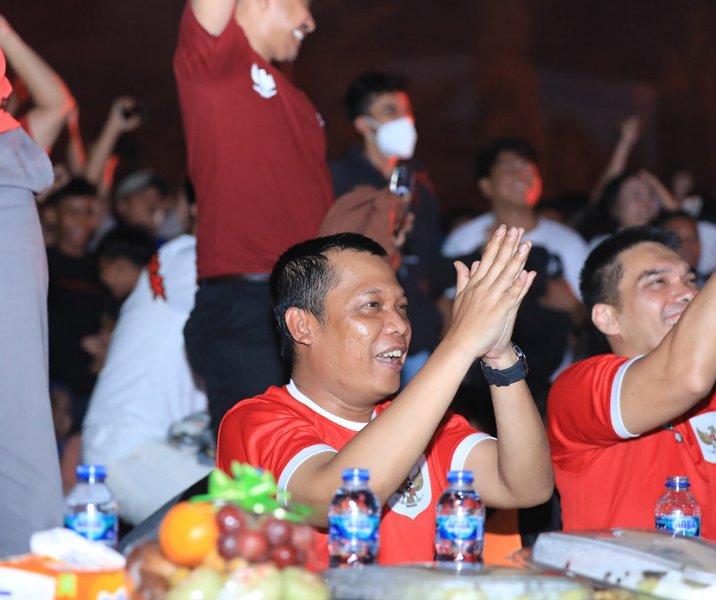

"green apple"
[222,563,283,600]
[166,566,224,600]
[281,566,329,600]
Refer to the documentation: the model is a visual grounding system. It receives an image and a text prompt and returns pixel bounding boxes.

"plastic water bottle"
[655,475,701,537]
[435,470,485,563]
[328,468,380,567]
[64,464,119,547]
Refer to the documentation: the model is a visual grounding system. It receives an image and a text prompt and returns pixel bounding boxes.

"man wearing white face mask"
[331,73,468,384]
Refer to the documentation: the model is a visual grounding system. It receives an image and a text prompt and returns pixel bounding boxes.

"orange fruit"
[158,501,218,567]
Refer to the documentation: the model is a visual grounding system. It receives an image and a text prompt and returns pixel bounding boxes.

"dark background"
[6,0,716,212]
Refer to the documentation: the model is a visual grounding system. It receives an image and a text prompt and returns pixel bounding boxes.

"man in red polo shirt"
[548,227,716,539]
[174,0,334,437]
[218,228,554,566]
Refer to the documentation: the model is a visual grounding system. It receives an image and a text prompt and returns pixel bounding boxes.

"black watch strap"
[480,343,529,387]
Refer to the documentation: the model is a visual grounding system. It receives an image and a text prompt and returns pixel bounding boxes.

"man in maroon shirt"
[174,0,334,436]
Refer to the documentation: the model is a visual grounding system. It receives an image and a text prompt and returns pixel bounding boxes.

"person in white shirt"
[443,138,587,306]
[83,234,211,525]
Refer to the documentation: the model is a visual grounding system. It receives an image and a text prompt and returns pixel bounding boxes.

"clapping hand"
[449,225,535,365]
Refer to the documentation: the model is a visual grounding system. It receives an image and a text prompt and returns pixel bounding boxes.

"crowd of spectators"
[2,1,716,557]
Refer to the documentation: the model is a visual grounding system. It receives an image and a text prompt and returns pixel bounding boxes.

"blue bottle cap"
[76,464,107,481]
[447,470,474,484]
[342,468,370,481]
[666,475,690,488]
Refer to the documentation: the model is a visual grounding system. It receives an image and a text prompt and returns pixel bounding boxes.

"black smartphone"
[121,100,148,123]
[389,165,414,198]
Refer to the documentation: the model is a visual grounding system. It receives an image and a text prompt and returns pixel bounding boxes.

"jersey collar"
[286,380,377,431]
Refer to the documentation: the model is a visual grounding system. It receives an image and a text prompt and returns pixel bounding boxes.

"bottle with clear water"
[64,464,119,547]
[655,475,701,537]
[435,470,485,564]
[328,468,380,567]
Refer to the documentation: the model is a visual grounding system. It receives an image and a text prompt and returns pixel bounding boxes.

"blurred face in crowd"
[365,91,413,125]
[299,250,411,415]
[480,151,542,210]
[660,216,701,272]
[54,195,97,256]
[611,176,660,228]
[254,0,316,63]
[99,257,143,300]
[115,186,164,235]
[597,242,697,357]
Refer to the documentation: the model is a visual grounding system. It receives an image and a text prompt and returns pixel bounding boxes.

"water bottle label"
[656,515,701,536]
[329,513,380,542]
[65,511,118,544]
[436,514,484,542]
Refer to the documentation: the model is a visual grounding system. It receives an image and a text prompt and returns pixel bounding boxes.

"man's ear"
[592,303,620,337]
[114,197,127,219]
[354,115,373,138]
[477,177,492,200]
[285,307,314,347]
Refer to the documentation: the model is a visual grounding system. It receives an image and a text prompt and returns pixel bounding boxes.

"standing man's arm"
[190,0,237,36]
[618,272,716,434]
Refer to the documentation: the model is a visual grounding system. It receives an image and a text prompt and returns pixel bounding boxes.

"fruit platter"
[125,462,329,600]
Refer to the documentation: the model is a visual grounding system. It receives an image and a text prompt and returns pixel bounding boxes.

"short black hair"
[182,177,196,206]
[344,72,409,121]
[580,226,680,312]
[95,225,156,268]
[653,209,697,228]
[270,233,387,366]
[474,138,538,181]
[44,177,97,208]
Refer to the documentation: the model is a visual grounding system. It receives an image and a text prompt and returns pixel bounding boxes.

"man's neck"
[290,372,376,424]
[56,241,86,258]
[492,204,539,231]
[363,142,396,179]
[234,4,271,62]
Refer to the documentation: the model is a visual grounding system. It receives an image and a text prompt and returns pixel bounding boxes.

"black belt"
[201,273,271,285]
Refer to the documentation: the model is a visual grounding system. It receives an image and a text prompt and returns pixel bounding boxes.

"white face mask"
[366,116,418,160]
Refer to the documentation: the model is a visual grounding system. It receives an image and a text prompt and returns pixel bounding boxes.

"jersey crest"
[690,412,716,463]
[251,63,277,99]
[386,454,431,520]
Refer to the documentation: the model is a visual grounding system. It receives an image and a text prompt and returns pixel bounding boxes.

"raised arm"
[619,271,716,434]
[83,97,141,188]
[0,15,75,152]
[190,0,238,36]
[288,227,541,527]
[462,236,553,508]
[590,116,640,205]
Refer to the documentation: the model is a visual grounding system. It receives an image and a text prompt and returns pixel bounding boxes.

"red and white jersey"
[548,353,716,539]
[217,382,492,566]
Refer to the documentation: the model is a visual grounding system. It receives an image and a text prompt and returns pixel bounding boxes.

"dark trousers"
[184,280,287,438]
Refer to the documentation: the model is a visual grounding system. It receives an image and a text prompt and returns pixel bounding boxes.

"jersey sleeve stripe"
[276,444,337,504]
[450,432,495,471]
[611,356,642,439]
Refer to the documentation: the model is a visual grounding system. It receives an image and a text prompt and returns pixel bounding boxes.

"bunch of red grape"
[215,505,317,569]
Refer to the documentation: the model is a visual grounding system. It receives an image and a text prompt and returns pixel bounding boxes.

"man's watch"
[480,344,529,387]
